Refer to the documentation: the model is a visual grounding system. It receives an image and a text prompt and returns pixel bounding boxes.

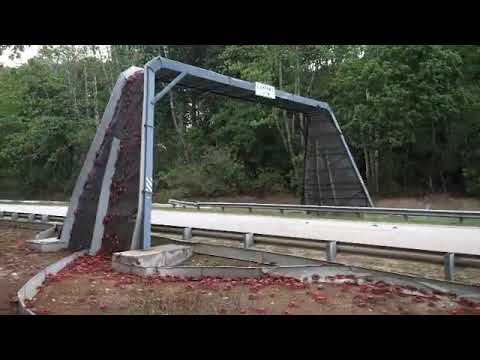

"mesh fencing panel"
[303,110,370,207]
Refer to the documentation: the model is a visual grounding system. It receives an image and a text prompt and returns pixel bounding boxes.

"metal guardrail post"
[183,227,192,240]
[244,233,254,248]
[41,214,49,223]
[0,211,4,219]
[28,214,35,222]
[444,253,455,281]
[11,212,18,221]
[326,241,337,262]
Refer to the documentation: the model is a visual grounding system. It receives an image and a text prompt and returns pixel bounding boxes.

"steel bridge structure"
[134,57,372,250]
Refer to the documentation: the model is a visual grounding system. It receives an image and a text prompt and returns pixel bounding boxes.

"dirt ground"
[375,193,480,210]
[3,223,480,315]
[29,255,480,315]
[0,222,70,314]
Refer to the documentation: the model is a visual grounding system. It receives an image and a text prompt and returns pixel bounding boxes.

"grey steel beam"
[132,66,156,251]
[146,56,330,112]
[141,66,156,250]
[137,71,189,250]
[152,72,188,104]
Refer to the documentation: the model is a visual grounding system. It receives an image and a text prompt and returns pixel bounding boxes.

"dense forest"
[0,45,479,201]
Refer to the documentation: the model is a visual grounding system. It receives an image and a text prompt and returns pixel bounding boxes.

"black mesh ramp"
[68,70,143,253]
[303,110,370,207]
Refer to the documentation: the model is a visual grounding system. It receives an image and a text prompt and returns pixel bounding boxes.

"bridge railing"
[168,199,480,223]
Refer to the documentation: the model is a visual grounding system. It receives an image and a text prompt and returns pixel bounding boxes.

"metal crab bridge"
[59,56,372,254]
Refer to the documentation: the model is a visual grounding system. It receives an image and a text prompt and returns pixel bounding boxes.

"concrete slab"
[35,225,58,240]
[112,244,192,274]
[27,238,67,252]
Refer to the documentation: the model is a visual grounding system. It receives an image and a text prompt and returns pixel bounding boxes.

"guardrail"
[0,210,64,224]
[168,199,480,223]
[2,204,480,282]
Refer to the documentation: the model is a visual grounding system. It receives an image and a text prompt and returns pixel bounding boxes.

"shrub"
[251,168,286,195]
[463,168,480,196]
[160,146,248,198]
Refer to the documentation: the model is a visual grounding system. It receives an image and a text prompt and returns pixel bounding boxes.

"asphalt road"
[1,202,480,256]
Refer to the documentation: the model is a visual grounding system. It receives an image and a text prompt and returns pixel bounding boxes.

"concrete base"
[35,225,60,240]
[27,237,68,252]
[112,244,193,276]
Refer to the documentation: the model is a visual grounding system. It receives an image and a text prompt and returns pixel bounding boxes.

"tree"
[327,45,468,194]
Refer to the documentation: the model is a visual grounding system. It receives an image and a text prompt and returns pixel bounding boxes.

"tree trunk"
[161,45,190,163]
[66,67,80,119]
[93,74,100,122]
[83,64,89,119]
[363,145,370,187]
[168,90,190,163]
[430,120,436,193]
[374,149,379,193]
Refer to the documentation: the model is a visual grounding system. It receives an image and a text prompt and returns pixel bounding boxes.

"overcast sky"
[0,45,110,67]
[0,45,41,67]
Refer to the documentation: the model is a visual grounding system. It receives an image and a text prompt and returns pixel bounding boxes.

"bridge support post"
[326,241,337,262]
[244,233,254,248]
[183,227,192,241]
[444,253,455,281]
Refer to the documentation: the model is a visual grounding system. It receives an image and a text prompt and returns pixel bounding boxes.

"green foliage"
[1,45,480,200]
[0,116,96,193]
[250,168,286,196]
[159,147,248,198]
[463,168,480,196]
[326,45,475,194]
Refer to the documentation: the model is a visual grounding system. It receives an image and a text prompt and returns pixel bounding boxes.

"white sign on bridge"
[255,82,276,99]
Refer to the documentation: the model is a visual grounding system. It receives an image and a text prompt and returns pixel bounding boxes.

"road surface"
[1,203,480,256]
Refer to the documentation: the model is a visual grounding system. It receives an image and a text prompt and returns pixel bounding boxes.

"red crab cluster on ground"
[26,255,480,315]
